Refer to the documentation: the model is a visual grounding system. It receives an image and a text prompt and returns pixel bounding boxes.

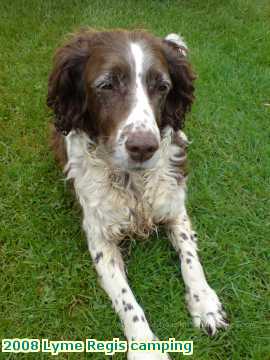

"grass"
[0,0,270,359]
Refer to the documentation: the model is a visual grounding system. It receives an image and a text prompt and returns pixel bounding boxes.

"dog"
[47,29,228,359]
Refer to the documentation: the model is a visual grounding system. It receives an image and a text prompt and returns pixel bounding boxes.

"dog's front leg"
[83,220,170,360]
[167,212,229,335]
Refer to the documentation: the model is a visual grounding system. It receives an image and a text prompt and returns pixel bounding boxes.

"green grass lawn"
[1,0,270,359]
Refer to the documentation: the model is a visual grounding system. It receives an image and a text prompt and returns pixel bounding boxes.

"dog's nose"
[125,131,159,162]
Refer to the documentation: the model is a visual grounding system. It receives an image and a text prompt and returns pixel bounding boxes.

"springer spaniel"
[47,29,228,359]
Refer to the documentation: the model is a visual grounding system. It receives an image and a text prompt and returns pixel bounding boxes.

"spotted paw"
[186,286,229,336]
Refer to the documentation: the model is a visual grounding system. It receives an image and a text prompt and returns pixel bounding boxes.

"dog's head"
[47,29,195,170]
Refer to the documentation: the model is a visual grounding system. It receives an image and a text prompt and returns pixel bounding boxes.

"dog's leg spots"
[86,237,158,346]
[180,232,189,241]
[127,303,134,310]
[168,212,229,336]
[94,251,103,264]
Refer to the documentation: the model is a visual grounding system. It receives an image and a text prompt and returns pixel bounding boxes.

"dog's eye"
[97,82,114,91]
[158,82,170,92]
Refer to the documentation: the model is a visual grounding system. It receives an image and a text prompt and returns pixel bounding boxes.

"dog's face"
[47,30,195,171]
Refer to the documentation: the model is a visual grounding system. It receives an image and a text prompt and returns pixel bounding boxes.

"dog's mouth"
[126,154,160,171]
[111,156,158,173]
[128,162,152,171]
[127,163,147,171]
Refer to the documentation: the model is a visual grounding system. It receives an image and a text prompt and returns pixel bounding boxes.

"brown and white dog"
[47,29,228,359]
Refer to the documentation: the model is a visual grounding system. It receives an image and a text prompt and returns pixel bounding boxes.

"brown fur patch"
[49,124,67,168]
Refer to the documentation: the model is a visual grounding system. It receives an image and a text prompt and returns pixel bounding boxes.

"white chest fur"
[65,127,188,242]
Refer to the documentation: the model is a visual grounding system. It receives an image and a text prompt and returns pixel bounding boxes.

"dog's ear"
[47,30,94,136]
[161,33,196,130]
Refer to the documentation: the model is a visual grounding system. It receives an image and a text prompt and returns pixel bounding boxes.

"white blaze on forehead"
[112,42,160,170]
[123,42,160,139]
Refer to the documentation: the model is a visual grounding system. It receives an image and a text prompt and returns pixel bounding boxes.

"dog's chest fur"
[65,127,188,241]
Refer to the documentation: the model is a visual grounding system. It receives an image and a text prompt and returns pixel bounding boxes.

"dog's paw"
[128,351,171,360]
[186,286,229,336]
